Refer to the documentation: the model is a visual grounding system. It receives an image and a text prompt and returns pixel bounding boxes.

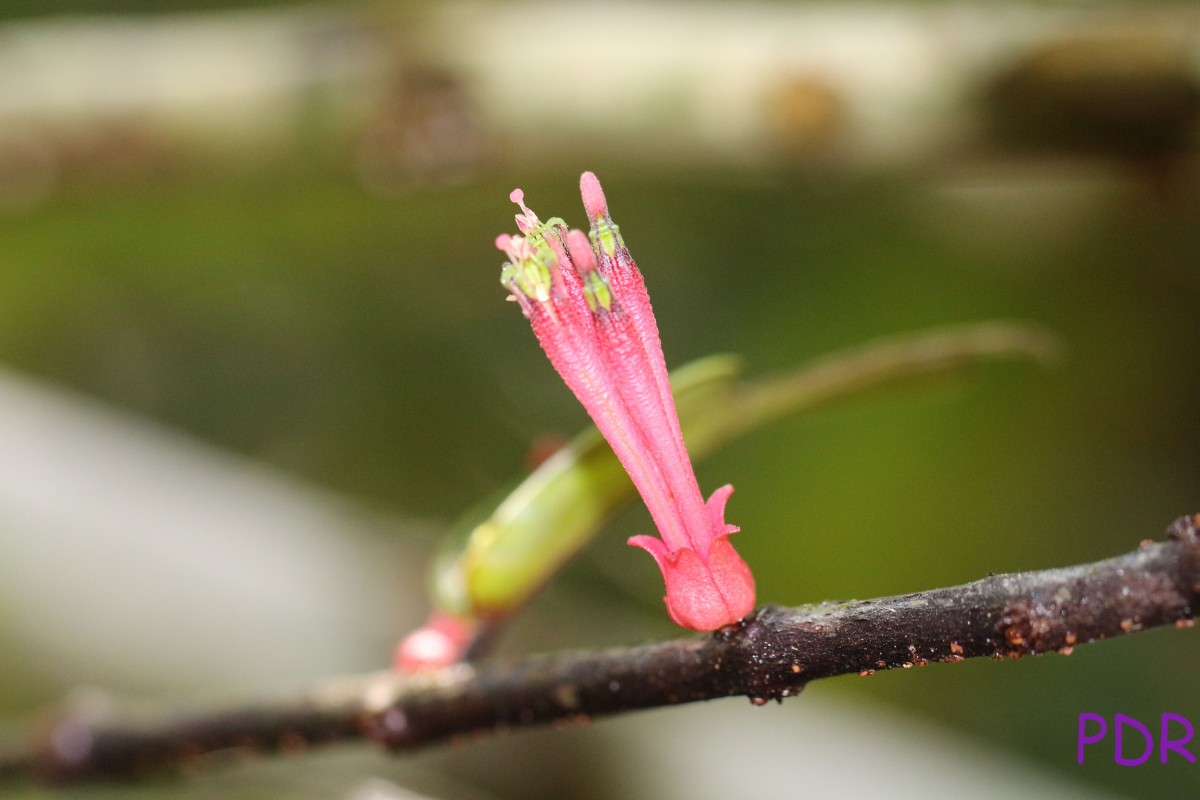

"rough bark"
[3,514,1197,785]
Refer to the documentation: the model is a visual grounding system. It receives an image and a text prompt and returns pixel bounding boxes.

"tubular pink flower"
[498,172,755,631]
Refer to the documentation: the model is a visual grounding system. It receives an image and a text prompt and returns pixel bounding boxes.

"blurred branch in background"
[0,1,1197,208]
[2,513,1197,786]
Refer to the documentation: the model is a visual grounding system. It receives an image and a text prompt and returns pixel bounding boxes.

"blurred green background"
[0,1,1198,798]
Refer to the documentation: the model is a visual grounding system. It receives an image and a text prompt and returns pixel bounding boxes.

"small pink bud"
[394,613,475,672]
[579,171,608,220]
[498,173,756,631]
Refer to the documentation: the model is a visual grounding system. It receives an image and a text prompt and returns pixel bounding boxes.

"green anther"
[590,217,621,260]
[526,220,565,266]
[501,250,553,303]
[523,257,553,303]
[530,237,557,272]
[499,261,517,290]
[501,219,571,306]
[581,269,613,313]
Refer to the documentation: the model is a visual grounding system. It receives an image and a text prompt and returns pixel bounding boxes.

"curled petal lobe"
[705,484,741,542]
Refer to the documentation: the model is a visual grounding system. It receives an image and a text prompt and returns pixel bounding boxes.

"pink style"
[497,172,755,631]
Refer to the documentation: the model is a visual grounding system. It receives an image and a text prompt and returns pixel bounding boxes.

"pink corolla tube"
[497,172,755,631]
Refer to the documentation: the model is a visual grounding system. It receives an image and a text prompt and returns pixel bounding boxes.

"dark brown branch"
[4,514,1198,786]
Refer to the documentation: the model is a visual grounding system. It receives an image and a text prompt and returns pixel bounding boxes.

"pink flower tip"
[394,613,475,672]
[564,228,597,274]
[579,171,608,220]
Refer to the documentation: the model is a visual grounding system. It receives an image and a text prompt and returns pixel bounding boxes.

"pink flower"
[497,172,755,631]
